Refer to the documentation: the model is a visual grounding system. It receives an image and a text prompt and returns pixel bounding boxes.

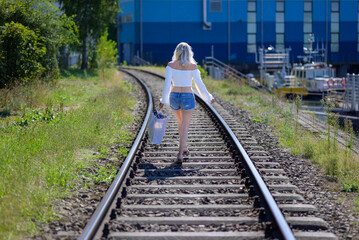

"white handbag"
[148,109,168,144]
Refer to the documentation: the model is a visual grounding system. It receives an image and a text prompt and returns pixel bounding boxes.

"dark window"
[120,14,132,24]
[210,0,222,12]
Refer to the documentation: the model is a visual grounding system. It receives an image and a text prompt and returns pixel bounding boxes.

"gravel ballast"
[213,94,359,239]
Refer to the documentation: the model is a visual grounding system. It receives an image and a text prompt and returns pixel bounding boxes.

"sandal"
[176,154,183,164]
[183,148,190,156]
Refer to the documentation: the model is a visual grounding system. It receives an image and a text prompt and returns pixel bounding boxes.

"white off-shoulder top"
[160,66,213,104]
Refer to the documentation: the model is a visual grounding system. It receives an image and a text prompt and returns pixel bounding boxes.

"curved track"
[79,68,337,240]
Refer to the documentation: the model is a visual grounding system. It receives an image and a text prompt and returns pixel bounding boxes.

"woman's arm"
[159,66,172,107]
[193,69,214,103]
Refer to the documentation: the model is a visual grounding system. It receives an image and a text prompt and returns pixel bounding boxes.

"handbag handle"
[153,108,160,117]
[153,109,166,119]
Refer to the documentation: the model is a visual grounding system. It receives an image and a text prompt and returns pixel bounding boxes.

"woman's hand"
[159,103,164,109]
[210,98,215,104]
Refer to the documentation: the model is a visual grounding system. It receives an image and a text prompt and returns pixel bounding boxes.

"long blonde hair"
[172,42,197,66]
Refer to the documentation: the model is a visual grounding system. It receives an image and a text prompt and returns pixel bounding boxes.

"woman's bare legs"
[172,109,193,160]
[179,110,193,156]
[172,109,182,136]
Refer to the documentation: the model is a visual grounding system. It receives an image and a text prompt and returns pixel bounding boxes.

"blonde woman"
[159,42,215,163]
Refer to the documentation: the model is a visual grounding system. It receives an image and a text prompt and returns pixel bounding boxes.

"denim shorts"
[169,92,195,111]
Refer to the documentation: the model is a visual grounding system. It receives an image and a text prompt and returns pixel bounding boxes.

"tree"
[96,29,117,79]
[0,0,78,86]
[0,22,46,87]
[58,0,120,70]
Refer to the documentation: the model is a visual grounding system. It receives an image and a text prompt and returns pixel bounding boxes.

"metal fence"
[345,74,359,111]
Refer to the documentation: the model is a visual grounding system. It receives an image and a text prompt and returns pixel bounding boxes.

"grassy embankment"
[146,65,359,206]
[0,69,136,239]
[203,75,359,202]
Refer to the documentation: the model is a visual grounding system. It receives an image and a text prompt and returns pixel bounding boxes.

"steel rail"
[78,69,153,240]
[196,96,295,240]
[130,67,296,240]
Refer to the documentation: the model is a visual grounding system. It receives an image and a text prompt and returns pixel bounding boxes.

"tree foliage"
[0,22,46,87]
[0,0,78,87]
[58,0,120,70]
[96,29,118,79]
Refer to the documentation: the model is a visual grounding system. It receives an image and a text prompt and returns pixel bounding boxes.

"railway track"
[78,67,337,239]
[297,110,359,155]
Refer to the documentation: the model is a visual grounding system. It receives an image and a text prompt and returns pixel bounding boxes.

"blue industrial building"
[118,0,359,74]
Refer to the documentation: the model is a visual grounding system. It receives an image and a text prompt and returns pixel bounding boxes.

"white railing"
[132,55,151,66]
[204,57,253,85]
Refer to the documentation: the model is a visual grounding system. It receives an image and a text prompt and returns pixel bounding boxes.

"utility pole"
[116,14,120,63]
[325,0,328,63]
[228,0,231,63]
[140,0,143,58]
[261,0,264,49]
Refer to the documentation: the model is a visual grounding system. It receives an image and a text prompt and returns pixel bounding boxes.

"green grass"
[354,196,359,211]
[141,65,166,76]
[0,68,136,239]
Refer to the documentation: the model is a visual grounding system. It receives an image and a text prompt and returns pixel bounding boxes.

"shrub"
[0,0,78,87]
[198,65,208,79]
[324,153,339,177]
[96,29,117,79]
[302,136,315,159]
[0,22,46,87]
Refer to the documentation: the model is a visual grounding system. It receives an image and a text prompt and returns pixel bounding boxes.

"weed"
[226,88,240,95]
[325,153,339,177]
[321,97,340,176]
[99,148,109,158]
[344,119,354,156]
[221,82,229,88]
[14,108,64,127]
[271,95,278,108]
[118,146,129,158]
[0,109,11,118]
[310,111,316,132]
[302,136,315,159]
[354,197,359,212]
[295,95,301,133]
[279,123,295,147]
[89,164,117,183]
[0,80,51,111]
[127,82,133,91]
[342,183,359,192]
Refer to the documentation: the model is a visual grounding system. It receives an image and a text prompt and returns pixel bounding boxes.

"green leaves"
[96,29,117,78]
[0,0,78,87]
[58,0,119,69]
[14,108,64,127]
[342,183,359,193]
[0,21,46,87]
